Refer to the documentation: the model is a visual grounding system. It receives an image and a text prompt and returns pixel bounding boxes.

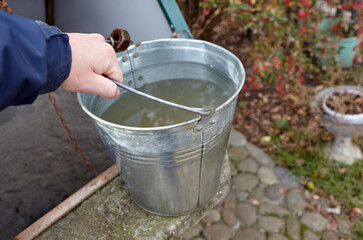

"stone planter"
[316,86,363,165]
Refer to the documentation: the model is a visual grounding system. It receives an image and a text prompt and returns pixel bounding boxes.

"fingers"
[87,74,120,99]
[62,33,123,99]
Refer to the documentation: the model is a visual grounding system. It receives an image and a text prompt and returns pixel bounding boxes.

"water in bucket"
[99,62,235,127]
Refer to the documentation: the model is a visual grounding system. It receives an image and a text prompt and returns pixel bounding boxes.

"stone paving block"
[258,166,279,185]
[228,130,247,147]
[237,157,259,173]
[237,191,249,201]
[259,204,289,217]
[234,228,266,240]
[245,142,274,167]
[249,183,267,203]
[258,216,285,232]
[222,208,238,227]
[221,189,237,210]
[322,231,338,240]
[229,146,249,163]
[202,209,221,224]
[237,203,257,227]
[301,212,328,232]
[181,224,202,240]
[203,223,231,240]
[233,173,259,192]
[286,188,305,214]
[304,230,319,240]
[268,233,289,240]
[338,219,352,235]
[230,160,238,176]
[286,215,300,240]
[264,184,286,204]
[273,166,300,187]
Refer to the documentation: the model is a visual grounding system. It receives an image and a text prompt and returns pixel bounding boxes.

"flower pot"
[316,18,358,68]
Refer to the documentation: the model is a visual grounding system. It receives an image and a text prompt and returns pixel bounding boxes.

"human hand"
[61,33,122,99]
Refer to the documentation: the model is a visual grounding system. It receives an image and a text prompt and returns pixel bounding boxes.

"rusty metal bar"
[14,165,119,240]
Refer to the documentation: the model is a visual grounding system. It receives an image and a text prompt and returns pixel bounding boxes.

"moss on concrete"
[36,155,230,240]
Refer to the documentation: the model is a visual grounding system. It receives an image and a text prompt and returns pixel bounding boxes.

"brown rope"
[48,93,98,177]
[1,1,98,177]
[0,0,13,13]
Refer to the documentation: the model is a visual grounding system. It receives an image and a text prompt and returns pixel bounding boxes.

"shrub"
[178,0,363,94]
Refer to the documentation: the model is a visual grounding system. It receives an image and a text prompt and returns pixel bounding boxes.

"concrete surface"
[0,90,113,240]
[35,155,230,240]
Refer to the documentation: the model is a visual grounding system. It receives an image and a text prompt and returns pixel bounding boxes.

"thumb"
[103,57,123,84]
[89,74,120,99]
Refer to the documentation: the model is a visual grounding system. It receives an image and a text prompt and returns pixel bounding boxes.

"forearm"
[0,11,71,110]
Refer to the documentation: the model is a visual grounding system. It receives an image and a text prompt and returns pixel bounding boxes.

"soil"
[325,92,363,115]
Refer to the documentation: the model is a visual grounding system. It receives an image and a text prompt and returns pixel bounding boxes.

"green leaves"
[239,3,250,10]
[276,118,289,130]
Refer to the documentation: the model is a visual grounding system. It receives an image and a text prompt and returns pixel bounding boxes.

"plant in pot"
[316,0,363,69]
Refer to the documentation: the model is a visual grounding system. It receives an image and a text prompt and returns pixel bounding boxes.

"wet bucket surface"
[78,39,245,216]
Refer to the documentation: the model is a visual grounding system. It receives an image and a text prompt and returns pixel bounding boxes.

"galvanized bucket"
[77,39,245,216]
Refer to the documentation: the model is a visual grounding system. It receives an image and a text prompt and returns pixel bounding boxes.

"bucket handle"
[110,79,213,117]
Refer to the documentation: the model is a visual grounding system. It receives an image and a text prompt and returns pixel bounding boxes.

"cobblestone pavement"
[182,130,353,240]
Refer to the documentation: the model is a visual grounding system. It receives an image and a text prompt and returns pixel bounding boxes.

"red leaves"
[203,5,211,16]
[299,0,312,6]
[331,23,341,32]
[288,65,294,73]
[298,8,307,20]
[299,25,306,34]
[203,0,210,16]
[273,58,281,69]
[353,1,363,10]
[353,56,358,65]
[246,75,261,90]
[253,67,260,73]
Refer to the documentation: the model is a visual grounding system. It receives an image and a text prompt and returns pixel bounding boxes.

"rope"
[48,93,98,177]
[0,0,13,13]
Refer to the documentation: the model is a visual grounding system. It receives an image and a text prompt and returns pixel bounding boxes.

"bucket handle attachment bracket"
[193,106,217,134]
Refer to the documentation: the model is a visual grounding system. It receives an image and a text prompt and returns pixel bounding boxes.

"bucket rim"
[77,38,245,131]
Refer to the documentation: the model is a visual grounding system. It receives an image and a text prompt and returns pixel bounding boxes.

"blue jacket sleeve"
[0,11,72,111]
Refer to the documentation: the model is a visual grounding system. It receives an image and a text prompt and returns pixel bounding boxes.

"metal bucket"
[77,39,245,216]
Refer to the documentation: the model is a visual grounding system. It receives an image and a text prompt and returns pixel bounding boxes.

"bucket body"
[78,39,245,215]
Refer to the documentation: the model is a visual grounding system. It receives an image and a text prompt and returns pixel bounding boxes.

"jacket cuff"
[36,21,72,94]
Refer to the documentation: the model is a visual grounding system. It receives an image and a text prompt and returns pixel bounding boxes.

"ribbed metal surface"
[78,39,245,215]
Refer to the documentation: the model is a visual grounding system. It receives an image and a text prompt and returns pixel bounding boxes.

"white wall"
[53,0,172,42]
[6,0,46,21]
[6,0,172,43]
